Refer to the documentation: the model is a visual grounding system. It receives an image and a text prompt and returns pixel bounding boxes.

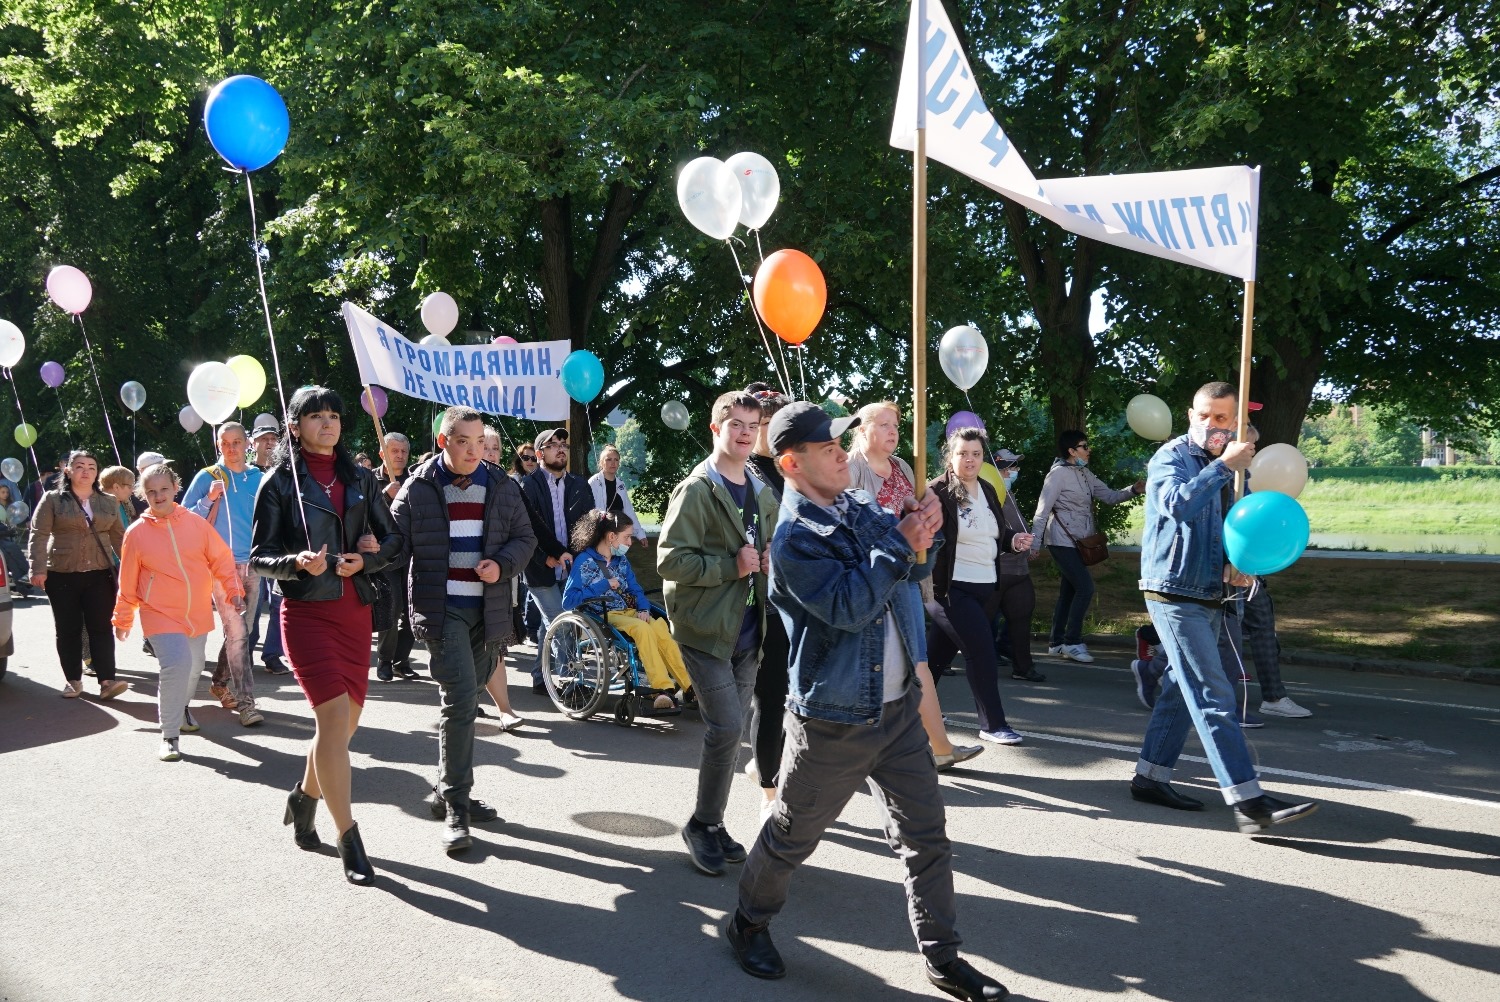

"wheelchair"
[539,600,675,727]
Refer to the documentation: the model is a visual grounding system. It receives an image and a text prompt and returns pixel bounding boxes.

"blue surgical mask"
[1002,471,1019,486]
[611,544,630,558]
[1073,457,1089,468]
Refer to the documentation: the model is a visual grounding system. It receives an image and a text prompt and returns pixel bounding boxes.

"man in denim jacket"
[1131,381,1318,833]
[724,402,1008,1002]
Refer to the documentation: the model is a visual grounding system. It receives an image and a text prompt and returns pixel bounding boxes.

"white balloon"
[0,457,23,482]
[661,400,690,431]
[179,405,204,434]
[421,291,459,338]
[0,319,25,369]
[676,157,742,240]
[420,333,451,348]
[120,380,147,412]
[938,325,988,391]
[725,151,780,230]
[1125,393,1173,440]
[186,362,241,425]
[1249,443,1310,498]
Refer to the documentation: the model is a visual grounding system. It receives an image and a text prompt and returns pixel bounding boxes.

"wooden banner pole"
[1234,279,1256,499]
[911,0,930,562]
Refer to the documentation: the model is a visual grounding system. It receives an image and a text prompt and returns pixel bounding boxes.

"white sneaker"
[1260,696,1312,718]
[179,708,201,733]
[1046,645,1065,656]
[1061,644,1095,664]
[979,728,1024,746]
[159,738,181,762]
[744,758,761,785]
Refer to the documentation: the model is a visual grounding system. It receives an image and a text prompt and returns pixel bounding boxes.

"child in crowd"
[562,509,689,714]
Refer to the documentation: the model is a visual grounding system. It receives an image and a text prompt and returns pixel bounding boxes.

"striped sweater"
[439,460,488,608]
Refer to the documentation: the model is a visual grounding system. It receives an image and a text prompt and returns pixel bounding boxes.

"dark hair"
[1196,380,1237,401]
[61,449,99,498]
[512,445,537,476]
[274,386,360,484]
[570,508,632,553]
[943,426,989,466]
[439,406,484,438]
[1056,430,1088,457]
[744,382,789,420]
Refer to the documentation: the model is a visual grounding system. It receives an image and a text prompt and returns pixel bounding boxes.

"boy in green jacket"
[658,390,778,877]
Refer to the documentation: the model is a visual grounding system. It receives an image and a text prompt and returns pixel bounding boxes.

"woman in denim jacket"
[563,509,690,713]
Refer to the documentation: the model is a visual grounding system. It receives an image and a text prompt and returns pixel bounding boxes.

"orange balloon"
[753,249,826,345]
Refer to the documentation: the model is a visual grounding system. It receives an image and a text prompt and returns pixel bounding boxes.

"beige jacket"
[1031,460,1136,552]
[28,489,125,575]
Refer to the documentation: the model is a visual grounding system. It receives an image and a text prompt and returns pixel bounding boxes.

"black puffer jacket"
[390,456,536,644]
[250,460,402,603]
[519,466,593,588]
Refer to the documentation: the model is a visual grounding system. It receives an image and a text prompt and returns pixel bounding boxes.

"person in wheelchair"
[562,509,690,715]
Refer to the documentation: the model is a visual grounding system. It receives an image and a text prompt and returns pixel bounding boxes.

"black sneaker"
[681,819,726,876]
[262,656,291,675]
[717,825,746,864]
[926,957,1009,1000]
[426,784,501,824]
[1234,794,1319,834]
[376,662,394,683]
[724,912,785,979]
[392,661,419,680]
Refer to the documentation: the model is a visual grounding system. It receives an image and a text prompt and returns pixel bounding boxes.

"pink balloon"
[46,265,93,315]
[360,385,388,418]
[492,335,518,344]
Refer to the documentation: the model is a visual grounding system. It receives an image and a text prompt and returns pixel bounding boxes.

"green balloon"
[14,422,37,448]
[431,412,443,439]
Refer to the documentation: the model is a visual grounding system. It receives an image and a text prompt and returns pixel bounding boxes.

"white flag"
[891,0,1260,281]
[342,302,572,421]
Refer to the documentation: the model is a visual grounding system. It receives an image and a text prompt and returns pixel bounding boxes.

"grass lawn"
[1030,551,1500,669]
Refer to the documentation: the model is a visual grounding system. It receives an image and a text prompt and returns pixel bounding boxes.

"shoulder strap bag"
[78,496,120,580]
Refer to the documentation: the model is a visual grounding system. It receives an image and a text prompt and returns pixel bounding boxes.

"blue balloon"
[1223,491,1310,576]
[204,75,290,172]
[559,350,605,403]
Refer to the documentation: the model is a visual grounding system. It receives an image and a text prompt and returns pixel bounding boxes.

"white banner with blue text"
[891,0,1260,281]
[342,302,571,421]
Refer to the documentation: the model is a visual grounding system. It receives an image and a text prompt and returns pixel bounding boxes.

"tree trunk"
[1243,331,1324,448]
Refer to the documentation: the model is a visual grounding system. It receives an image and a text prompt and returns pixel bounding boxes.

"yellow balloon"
[978,463,1006,502]
[226,354,267,409]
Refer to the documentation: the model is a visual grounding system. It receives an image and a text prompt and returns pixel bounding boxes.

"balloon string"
[3,369,43,479]
[74,315,122,465]
[242,171,311,550]
[52,387,73,449]
[725,240,792,397]
[797,344,808,402]
[961,388,1013,502]
[751,230,795,386]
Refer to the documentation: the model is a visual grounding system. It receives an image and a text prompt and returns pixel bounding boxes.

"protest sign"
[342,302,571,421]
[890,0,1260,281]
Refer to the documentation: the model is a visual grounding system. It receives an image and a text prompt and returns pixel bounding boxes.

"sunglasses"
[520,455,537,463]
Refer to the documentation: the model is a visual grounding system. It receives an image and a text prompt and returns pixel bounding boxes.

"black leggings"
[45,569,117,682]
[750,612,790,789]
[926,580,1009,732]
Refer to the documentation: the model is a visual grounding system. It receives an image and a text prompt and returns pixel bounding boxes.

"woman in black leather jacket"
[251,386,402,886]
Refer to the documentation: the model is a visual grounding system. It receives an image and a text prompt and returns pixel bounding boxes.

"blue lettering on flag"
[520,350,536,377]
[1210,193,1236,246]
[926,52,962,115]
[434,351,451,377]
[1188,195,1214,248]
[376,325,390,351]
[1112,201,1155,242]
[980,119,1009,166]
[953,88,987,130]
[452,352,468,377]
[537,347,552,376]
[503,351,518,377]
[1149,200,1181,249]
[1084,204,1105,225]
[1170,198,1197,249]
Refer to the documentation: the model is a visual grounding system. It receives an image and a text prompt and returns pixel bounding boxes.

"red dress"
[282,451,374,708]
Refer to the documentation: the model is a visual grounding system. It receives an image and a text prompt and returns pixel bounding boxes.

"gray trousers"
[680,643,759,827]
[151,633,208,737]
[737,686,962,965]
[425,605,501,809]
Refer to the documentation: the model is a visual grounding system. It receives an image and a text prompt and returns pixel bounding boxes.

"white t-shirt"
[882,608,910,703]
[952,482,999,583]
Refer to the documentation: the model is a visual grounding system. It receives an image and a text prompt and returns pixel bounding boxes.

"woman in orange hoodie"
[112,463,244,761]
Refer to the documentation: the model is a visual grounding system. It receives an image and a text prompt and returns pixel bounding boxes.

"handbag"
[78,495,120,580]
[1052,503,1110,566]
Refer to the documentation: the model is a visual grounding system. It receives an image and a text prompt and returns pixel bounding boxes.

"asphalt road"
[2,594,1498,1002]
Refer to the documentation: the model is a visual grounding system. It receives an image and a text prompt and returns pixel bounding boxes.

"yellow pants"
[607,612,691,692]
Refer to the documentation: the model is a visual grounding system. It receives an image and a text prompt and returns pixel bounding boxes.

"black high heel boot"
[337,823,376,886]
[283,782,322,850]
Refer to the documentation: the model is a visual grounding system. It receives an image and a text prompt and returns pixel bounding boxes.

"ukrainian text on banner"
[890,0,1260,281]
[342,302,571,421]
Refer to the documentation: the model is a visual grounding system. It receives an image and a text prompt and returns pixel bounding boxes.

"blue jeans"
[1047,544,1094,646]
[529,583,564,684]
[1137,598,1263,804]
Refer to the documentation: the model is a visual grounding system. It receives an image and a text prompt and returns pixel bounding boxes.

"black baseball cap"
[532,428,568,451]
[769,401,861,454]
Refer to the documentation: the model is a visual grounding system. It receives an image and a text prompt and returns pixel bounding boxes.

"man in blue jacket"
[1131,381,1318,833]
[725,402,1008,1002]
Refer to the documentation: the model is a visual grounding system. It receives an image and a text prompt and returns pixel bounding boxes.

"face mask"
[611,544,630,558]
[1189,418,1236,452]
[1002,471,1018,486]
[1073,456,1089,468]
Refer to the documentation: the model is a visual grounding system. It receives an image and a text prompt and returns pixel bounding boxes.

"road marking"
[947,719,1500,811]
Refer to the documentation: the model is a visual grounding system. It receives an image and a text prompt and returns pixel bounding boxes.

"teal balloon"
[1224,491,1310,576]
[560,350,605,403]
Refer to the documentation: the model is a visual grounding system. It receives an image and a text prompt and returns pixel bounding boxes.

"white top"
[952,482,999,584]
[881,608,910,703]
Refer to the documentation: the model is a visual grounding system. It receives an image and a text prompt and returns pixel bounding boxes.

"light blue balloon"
[559,350,605,403]
[1224,491,1310,576]
[204,75,290,172]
